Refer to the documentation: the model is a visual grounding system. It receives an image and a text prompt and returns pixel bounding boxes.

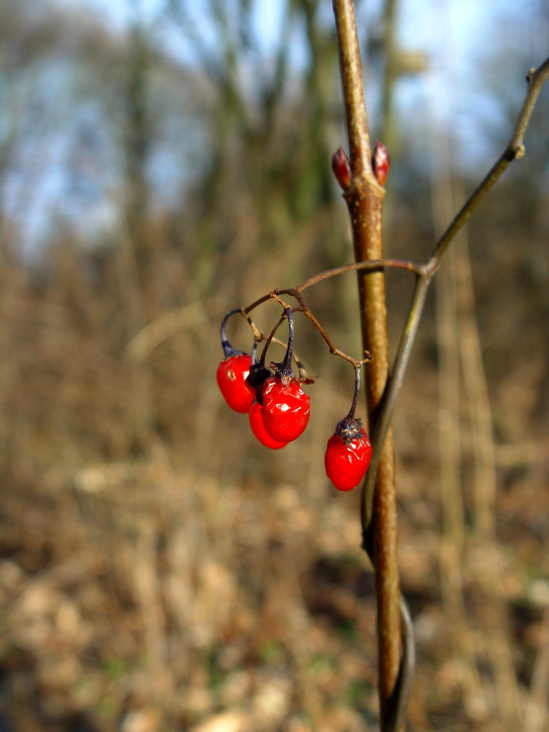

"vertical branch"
[332,0,401,727]
[124,16,150,264]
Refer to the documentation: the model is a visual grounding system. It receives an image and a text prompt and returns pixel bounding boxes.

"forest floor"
[1,361,547,732]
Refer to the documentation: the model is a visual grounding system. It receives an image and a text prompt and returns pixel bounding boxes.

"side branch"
[362,274,432,526]
[366,56,549,519]
[428,55,549,267]
[293,258,424,292]
[240,258,423,314]
[511,57,549,150]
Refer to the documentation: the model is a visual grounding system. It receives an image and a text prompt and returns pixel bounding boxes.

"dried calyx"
[335,366,363,440]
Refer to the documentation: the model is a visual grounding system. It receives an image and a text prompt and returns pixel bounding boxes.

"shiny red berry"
[249,401,288,449]
[261,375,310,442]
[325,427,372,491]
[216,353,254,413]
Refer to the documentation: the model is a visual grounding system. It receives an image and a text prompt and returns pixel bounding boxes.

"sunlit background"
[1,1,548,730]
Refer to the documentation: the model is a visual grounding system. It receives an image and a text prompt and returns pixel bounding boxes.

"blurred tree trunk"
[124,18,151,270]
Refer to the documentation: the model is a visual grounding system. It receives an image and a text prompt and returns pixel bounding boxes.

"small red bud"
[332,146,351,191]
[373,142,390,187]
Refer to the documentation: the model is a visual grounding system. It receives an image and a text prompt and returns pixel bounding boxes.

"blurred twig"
[525,603,549,732]
[127,300,211,361]
[431,120,489,717]
[429,56,549,266]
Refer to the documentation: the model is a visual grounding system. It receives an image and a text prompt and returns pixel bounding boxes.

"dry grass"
[0,200,548,731]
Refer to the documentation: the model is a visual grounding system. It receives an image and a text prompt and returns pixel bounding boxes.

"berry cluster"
[217,307,372,492]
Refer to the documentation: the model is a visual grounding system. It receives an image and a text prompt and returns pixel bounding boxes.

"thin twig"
[366,54,549,513]
[293,258,425,291]
[259,312,288,368]
[362,274,432,526]
[428,56,549,268]
[295,307,372,368]
[242,297,371,370]
[241,259,424,315]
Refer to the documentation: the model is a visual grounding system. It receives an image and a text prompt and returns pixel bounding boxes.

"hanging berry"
[216,309,254,413]
[260,308,310,442]
[325,425,372,491]
[217,353,254,413]
[324,367,372,491]
[261,374,310,442]
[249,401,288,449]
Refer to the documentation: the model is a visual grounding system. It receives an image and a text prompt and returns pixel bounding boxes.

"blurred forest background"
[0,0,548,730]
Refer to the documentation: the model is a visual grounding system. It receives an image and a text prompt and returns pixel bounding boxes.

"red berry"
[261,375,310,442]
[249,401,288,449]
[325,428,372,491]
[216,353,254,413]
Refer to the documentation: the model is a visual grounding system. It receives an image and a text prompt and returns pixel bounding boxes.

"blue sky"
[74,0,543,145]
[3,0,546,257]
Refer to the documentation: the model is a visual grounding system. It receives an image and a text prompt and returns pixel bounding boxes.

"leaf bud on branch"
[332,146,352,190]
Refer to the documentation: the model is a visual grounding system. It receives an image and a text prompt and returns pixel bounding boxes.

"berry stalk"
[220,308,246,358]
[337,366,361,431]
[278,307,295,375]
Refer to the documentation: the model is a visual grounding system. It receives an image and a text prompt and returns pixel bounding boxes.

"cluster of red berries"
[216,308,372,492]
[216,349,311,447]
